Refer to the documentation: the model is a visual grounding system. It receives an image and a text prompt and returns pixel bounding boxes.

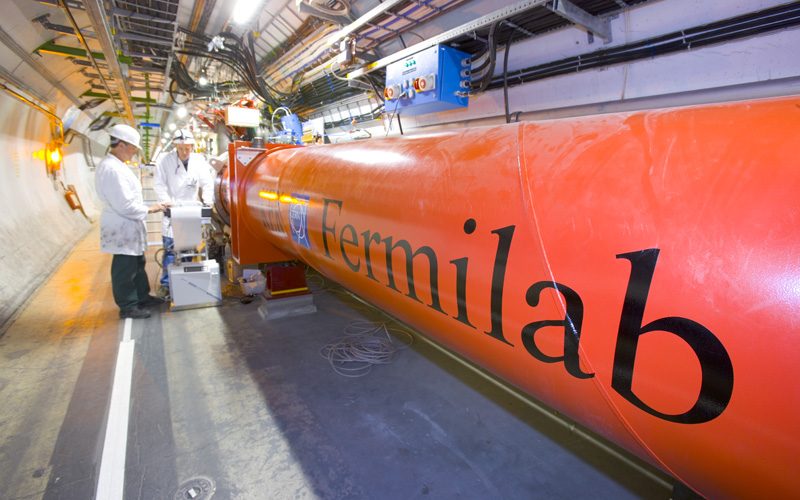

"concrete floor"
[0,228,674,499]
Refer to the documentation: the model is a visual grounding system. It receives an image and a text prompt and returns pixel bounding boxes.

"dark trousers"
[111,254,150,311]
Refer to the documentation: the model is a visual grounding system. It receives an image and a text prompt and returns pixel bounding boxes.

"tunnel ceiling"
[2,1,650,124]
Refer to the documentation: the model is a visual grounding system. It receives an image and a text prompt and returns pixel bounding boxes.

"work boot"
[138,295,165,308]
[119,307,151,319]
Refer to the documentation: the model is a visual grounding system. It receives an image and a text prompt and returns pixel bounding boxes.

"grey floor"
[0,229,673,499]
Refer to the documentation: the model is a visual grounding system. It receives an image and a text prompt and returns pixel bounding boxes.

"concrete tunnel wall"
[0,94,100,332]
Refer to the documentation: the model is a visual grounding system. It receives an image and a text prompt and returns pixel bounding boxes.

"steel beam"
[84,71,159,84]
[547,0,611,42]
[82,0,135,122]
[32,14,96,37]
[91,83,162,93]
[36,41,134,64]
[82,90,157,104]
[116,32,174,45]
[123,50,169,60]
[129,64,167,74]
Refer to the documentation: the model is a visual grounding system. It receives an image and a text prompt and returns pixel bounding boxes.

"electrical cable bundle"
[169,59,244,104]
[261,25,339,91]
[486,1,800,93]
[175,28,297,108]
[320,320,414,377]
[468,21,500,94]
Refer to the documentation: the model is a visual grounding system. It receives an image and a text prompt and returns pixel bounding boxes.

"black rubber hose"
[503,32,514,124]
[472,22,498,93]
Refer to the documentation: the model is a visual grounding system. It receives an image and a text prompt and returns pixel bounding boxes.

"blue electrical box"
[384,44,469,116]
[279,113,304,145]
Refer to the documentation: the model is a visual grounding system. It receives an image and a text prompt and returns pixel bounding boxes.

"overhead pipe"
[0,82,61,122]
[224,96,800,498]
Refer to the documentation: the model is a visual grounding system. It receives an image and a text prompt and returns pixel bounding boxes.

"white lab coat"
[95,154,149,255]
[153,151,215,238]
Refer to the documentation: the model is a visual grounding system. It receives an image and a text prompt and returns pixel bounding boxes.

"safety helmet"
[107,123,142,149]
[173,129,195,145]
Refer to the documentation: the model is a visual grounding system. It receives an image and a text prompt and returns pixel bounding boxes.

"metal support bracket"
[547,0,612,43]
[347,0,551,79]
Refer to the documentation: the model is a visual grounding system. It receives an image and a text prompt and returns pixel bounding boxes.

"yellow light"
[279,194,295,204]
[32,149,46,160]
[258,190,278,200]
[49,149,62,163]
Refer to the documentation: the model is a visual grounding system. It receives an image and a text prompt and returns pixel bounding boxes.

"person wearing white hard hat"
[153,128,215,296]
[95,124,167,319]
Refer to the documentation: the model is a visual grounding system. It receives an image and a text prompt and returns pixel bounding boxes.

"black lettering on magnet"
[612,249,734,424]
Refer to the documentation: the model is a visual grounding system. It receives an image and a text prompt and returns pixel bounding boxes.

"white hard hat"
[173,129,195,145]
[108,123,142,149]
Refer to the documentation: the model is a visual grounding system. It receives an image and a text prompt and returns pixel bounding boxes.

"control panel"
[384,44,469,116]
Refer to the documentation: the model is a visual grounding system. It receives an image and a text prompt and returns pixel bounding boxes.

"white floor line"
[123,316,132,342]
[96,318,136,500]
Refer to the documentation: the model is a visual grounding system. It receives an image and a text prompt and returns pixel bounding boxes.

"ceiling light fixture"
[232,0,263,24]
[176,106,188,119]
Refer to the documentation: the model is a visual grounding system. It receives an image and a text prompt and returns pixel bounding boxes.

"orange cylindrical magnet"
[225,96,800,498]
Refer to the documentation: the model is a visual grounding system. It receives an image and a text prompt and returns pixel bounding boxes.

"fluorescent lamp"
[232,0,262,24]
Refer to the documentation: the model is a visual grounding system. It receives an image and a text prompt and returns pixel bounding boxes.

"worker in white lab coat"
[153,129,215,294]
[95,124,167,319]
